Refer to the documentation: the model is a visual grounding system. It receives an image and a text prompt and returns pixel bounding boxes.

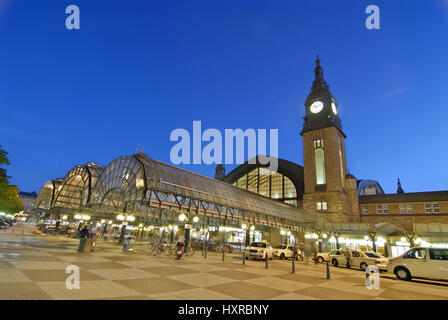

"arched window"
[232,167,298,206]
[315,148,326,185]
[339,149,344,184]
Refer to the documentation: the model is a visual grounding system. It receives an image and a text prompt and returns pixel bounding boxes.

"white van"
[387,247,448,281]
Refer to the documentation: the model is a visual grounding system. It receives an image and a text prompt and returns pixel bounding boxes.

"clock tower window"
[315,146,326,185]
[316,201,327,211]
[314,139,324,148]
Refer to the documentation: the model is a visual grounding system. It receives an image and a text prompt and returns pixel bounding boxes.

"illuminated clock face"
[331,102,338,115]
[310,101,324,113]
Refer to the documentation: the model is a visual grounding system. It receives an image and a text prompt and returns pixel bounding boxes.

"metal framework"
[35,179,64,210]
[36,154,321,230]
[53,162,104,210]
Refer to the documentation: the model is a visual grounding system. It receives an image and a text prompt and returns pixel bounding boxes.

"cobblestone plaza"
[1,224,447,300]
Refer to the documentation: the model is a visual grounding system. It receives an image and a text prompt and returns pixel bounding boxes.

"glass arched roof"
[358,180,385,196]
[91,153,318,227]
[34,178,63,210]
[53,162,104,210]
[37,153,320,228]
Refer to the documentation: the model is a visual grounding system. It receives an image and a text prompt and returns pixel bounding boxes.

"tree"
[0,145,24,214]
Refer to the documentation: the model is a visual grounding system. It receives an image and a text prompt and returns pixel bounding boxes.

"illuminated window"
[315,148,326,185]
[236,175,246,188]
[258,168,270,197]
[285,199,297,206]
[314,139,324,148]
[284,176,297,198]
[407,204,413,214]
[232,168,298,207]
[337,136,344,184]
[383,205,389,214]
[271,172,283,199]
[316,201,327,211]
[247,169,258,193]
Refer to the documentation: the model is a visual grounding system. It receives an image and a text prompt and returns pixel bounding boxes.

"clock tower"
[300,56,359,223]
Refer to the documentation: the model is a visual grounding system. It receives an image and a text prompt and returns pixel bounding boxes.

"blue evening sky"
[1,0,447,194]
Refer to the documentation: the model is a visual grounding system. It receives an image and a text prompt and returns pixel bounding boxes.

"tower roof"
[306,55,334,103]
[301,56,345,137]
[312,55,329,90]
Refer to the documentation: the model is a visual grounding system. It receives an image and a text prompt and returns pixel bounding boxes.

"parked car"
[245,242,273,260]
[0,221,9,229]
[316,249,346,263]
[273,244,303,260]
[332,249,389,271]
[387,247,448,281]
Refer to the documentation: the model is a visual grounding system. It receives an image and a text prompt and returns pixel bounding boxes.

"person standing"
[313,242,319,264]
[298,242,305,262]
[303,242,312,264]
[55,220,61,235]
[345,247,352,268]
[79,226,90,239]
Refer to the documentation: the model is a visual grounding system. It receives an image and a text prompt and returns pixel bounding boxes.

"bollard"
[292,250,295,274]
[326,261,330,279]
[243,248,246,265]
[222,245,225,262]
[265,254,269,269]
[78,238,86,252]
[204,243,207,259]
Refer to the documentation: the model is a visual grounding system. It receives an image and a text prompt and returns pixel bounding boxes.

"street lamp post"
[204,229,208,259]
[117,214,135,244]
[368,232,377,252]
[178,213,190,253]
[102,220,108,237]
[242,224,247,265]
[335,234,340,249]
[221,223,227,262]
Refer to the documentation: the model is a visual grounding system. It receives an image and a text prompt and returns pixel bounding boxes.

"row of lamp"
[0,212,14,219]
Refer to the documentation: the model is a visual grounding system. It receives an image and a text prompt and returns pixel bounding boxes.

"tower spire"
[397,178,404,193]
[312,54,329,91]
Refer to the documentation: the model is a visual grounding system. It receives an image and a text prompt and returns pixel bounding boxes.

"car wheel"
[280,253,285,260]
[395,267,411,281]
[360,262,368,271]
[317,256,324,264]
[332,258,339,267]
